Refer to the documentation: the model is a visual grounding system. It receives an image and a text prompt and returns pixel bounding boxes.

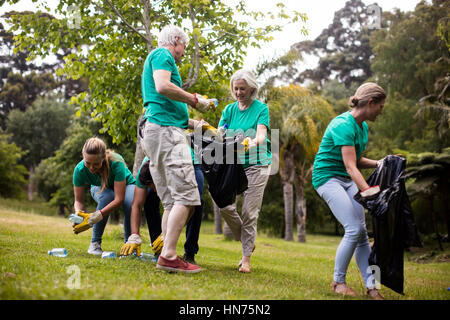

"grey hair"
[348,82,386,108]
[158,25,189,47]
[230,69,259,100]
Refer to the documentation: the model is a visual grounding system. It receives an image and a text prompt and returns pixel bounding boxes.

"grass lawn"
[0,204,449,300]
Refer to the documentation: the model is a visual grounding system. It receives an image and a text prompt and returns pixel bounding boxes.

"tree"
[0,133,28,198]
[6,95,74,199]
[290,0,378,88]
[0,17,88,128]
[370,0,450,100]
[404,148,450,250]
[266,85,335,242]
[5,0,307,175]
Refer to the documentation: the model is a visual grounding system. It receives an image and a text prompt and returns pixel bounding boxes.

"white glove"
[193,93,216,112]
[360,185,380,198]
[127,233,143,245]
[88,210,104,226]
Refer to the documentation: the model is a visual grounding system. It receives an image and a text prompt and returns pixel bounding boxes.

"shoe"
[156,255,201,274]
[331,281,358,297]
[183,253,197,265]
[367,288,384,300]
[87,241,103,256]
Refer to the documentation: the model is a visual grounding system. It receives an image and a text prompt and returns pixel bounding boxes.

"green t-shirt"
[141,47,189,129]
[73,153,136,188]
[312,111,368,189]
[219,99,271,168]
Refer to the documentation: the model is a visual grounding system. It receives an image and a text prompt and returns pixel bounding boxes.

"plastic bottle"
[48,248,68,257]
[209,98,218,107]
[69,213,83,225]
[119,251,138,259]
[101,251,116,259]
[140,252,158,263]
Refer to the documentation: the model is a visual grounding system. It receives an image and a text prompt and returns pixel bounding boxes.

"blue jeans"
[90,184,136,244]
[316,177,373,288]
[184,164,204,256]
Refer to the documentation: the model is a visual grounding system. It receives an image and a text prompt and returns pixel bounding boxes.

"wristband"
[99,209,105,217]
[192,93,199,107]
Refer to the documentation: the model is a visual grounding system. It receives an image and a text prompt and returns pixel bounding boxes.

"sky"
[238,0,424,70]
[1,0,424,71]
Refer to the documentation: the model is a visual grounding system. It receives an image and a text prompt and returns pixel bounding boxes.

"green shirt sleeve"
[151,49,175,73]
[135,156,149,189]
[110,160,126,182]
[73,161,85,187]
[329,120,356,147]
[257,105,270,130]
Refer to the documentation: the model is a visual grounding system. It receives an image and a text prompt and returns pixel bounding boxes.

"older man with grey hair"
[139,25,214,273]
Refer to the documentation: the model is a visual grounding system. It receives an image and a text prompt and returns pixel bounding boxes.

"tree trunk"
[440,176,450,237]
[294,174,307,243]
[280,149,295,241]
[283,181,294,241]
[223,221,233,239]
[213,200,222,234]
[429,196,443,251]
[27,165,34,201]
[132,115,146,177]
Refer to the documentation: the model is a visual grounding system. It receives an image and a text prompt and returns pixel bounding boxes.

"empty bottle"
[69,213,84,225]
[210,98,218,107]
[119,251,138,259]
[140,252,158,263]
[101,251,116,259]
[48,248,68,257]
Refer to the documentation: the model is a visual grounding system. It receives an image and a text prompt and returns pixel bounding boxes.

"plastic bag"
[189,132,248,208]
[354,155,422,294]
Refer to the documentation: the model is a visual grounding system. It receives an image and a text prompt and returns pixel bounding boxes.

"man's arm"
[130,186,148,235]
[153,69,197,106]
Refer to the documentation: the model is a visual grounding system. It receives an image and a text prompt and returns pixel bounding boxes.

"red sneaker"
[156,255,201,274]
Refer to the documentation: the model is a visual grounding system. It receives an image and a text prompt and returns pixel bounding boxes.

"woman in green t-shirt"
[218,69,272,273]
[72,137,136,255]
[312,82,386,300]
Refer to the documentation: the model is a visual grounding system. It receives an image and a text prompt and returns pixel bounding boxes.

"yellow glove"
[73,210,92,234]
[73,210,103,234]
[120,233,142,257]
[240,137,257,153]
[152,234,164,256]
[202,124,218,135]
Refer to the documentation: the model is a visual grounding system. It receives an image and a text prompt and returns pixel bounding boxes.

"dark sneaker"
[183,253,197,265]
[157,255,201,274]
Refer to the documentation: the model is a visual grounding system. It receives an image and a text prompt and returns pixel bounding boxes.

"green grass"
[0,204,449,300]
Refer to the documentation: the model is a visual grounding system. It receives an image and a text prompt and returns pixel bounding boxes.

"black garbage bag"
[188,132,248,208]
[354,155,422,294]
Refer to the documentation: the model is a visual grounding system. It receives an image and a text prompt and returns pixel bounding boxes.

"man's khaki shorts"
[142,122,200,211]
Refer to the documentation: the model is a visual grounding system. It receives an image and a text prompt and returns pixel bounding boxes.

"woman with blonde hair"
[72,137,136,255]
[312,82,387,299]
